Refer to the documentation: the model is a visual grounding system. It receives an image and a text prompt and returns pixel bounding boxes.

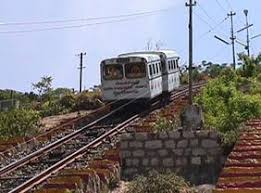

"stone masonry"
[120,130,226,185]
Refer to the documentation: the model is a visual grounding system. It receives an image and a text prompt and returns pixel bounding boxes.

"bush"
[39,100,69,117]
[257,73,261,82]
[75,91,104,110]
[153,116,178,133]
[195,73,261,147]
[59,93,76,109]
[126,170,195,193]
[0,109,40,139]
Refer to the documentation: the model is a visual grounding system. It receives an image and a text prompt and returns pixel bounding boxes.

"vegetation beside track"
[195,54,261,147]
[0,76,104,140]
[152,116,179,133]
[0,109,40,140]
[126,170,195,193]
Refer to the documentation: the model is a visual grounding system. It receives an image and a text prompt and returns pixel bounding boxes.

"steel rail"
[5,82,206,193]
[0,82,204,177]
[0,101,130,177]
[8,115,139,193]
[1,103,111,156]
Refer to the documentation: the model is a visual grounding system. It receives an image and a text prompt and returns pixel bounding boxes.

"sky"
[0,0,260,92]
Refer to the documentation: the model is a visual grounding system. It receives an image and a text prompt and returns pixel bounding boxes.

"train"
[100,50,180,106]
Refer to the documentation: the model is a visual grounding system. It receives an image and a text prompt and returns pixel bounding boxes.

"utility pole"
[77,52,86,93]
[244,10,250,57]
[186,0,196,105]
[228,11,236,70]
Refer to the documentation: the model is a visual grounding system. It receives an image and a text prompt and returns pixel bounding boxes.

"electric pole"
[244,10,250,57]
[228,11,236,70]
[186,0,196,105]
[77,52,86,93]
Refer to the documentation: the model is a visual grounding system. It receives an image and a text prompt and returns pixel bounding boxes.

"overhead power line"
[0,7,173,26]
[198,16,229,38]
[194,11,214,30]
[0,11,170,34]
[215,0,228,14]
[197,2,217,25]
[224,0,234,11]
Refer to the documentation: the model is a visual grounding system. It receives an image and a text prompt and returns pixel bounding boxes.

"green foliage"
[180,72,189,85]
[180,70,203,85]
[37,89,104,117]
[238,53,261,78]
[32,76,53,101]
[0,109,40,139]
[195,72,261,147]
[153,116,178,133]
[257,73,261,82]
[0,90,12,100]
[75,91,103,110]
[39,100,68,117]
[206,64,224,78]
[60,93,76,109]
[126,170,195,193]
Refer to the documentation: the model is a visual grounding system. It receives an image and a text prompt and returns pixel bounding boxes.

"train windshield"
[103,64,123,80]
[125,62,146,79]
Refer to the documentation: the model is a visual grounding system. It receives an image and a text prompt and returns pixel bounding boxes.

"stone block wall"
[120,130,226,185]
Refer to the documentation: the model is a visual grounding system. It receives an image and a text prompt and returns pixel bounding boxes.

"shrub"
[257,73,261,82]
[195,73,261,147]
[180,73,189,85]
[126,170,195,193]
[153,116,178,133]
[59,93,76,109]
[75,91,104,110]
[39,100,70,117]
[0,109,40,139]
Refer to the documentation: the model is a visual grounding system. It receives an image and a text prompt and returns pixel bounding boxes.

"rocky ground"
[40,110,91,131]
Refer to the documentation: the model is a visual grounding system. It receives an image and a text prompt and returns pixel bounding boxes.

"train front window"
[103,64,123,80]
[125,62,146,79]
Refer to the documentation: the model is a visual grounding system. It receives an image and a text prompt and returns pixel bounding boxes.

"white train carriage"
[100,53,163,102]
[156,50,180,93]
[120,50,180,94]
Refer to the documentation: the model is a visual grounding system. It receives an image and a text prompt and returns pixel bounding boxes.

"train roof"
[101,53,160,64]
[119,50,179,59]
[119,53,161,63]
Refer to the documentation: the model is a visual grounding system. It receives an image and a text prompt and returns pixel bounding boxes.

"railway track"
[0,83,205,193]
[0,105,110,169]
[0,101,139,193]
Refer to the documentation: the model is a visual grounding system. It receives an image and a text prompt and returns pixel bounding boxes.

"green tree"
[238,53,261,78]
[32,76,53,101]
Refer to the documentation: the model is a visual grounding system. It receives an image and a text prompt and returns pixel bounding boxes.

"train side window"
[152,64,156,75]
[149,65,153,76]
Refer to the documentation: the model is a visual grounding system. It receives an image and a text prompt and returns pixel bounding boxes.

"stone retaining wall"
[120,130,226,185]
